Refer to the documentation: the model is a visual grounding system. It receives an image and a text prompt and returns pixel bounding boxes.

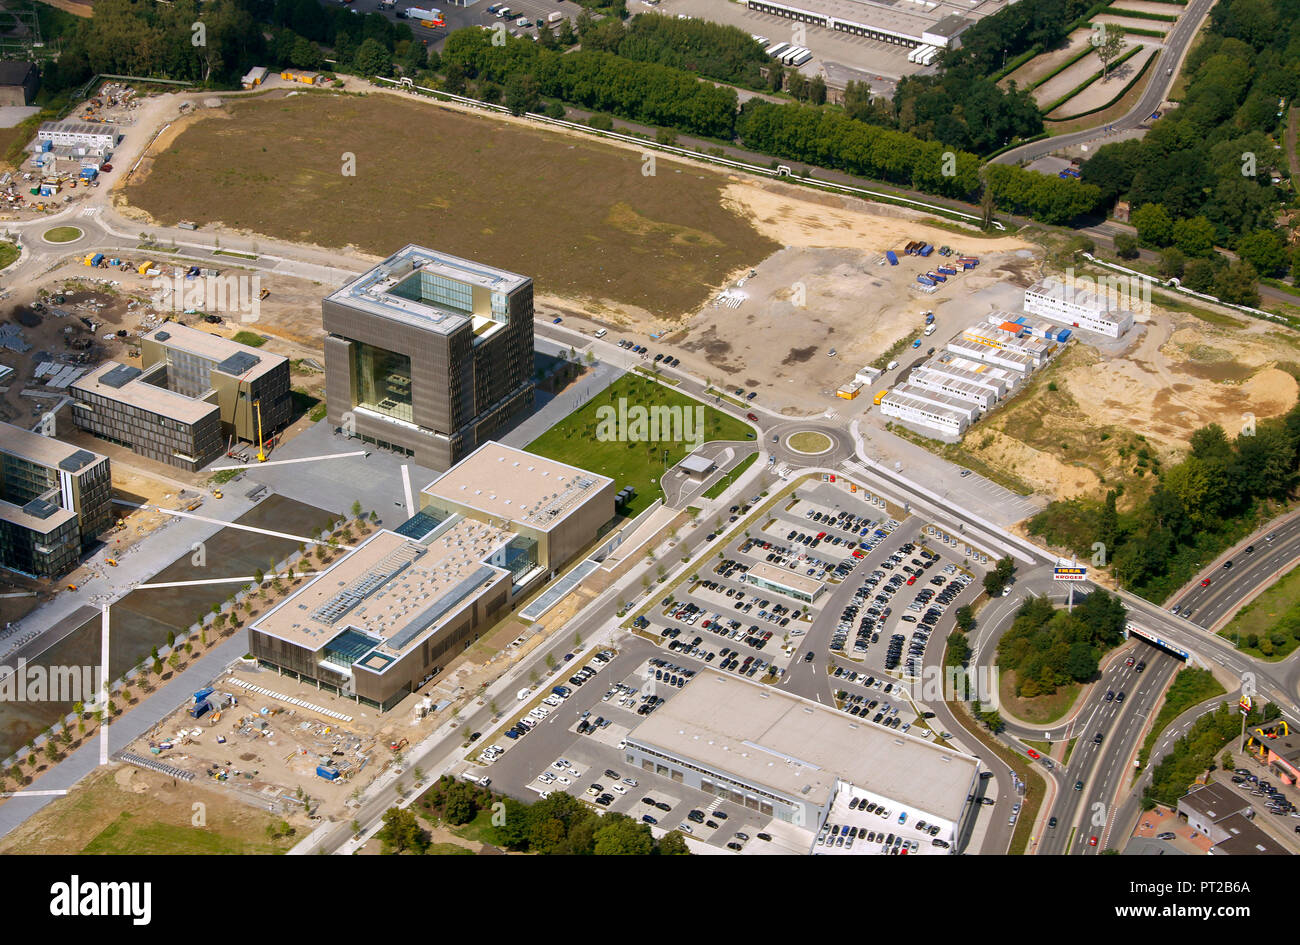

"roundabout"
[42,226,84,245]
[785,431,834,455]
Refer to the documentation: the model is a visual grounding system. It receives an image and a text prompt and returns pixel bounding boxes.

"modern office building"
[71,326,289,472]
[1024,277,1135,339]
[0,422,111,577]
[323,245,535,471]
[249,442,613,710]
[624,669,981,851]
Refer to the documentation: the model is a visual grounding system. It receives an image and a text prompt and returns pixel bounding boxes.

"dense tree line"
[581,12,772,90]
[995,591,1127,697]
[1029,402,1300,601]
[35,0,420,95]
[442,27,738,137]
[406,776,691,855]
[1082,0,1300,275]
[891,65,1044,154]
[1145,701,1279,808]
[940,0,1098,76]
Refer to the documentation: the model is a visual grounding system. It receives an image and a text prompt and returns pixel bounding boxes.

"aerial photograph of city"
[0,0,1287,922]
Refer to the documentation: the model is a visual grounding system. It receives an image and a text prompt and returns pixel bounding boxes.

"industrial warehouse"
[623,668,981,852]
[249,443,614,710]
[742,0,1003,52]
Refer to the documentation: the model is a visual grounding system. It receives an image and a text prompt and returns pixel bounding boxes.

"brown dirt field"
[0,763,294,854]
[121,91,780,319]
[961,308,1300,503]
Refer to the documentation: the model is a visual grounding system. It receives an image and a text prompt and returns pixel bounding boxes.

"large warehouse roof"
[630,669,980,820]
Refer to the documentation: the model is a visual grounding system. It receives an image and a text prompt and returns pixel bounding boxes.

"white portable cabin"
[789,48,813,66]
[766,41,790,58]
[780,47,806,66]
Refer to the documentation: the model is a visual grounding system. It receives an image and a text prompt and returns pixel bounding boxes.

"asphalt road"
[1169,513,1300,631]
[991,0,1218,167]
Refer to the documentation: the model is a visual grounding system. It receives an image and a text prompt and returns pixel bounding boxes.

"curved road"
[992,0,1217,166]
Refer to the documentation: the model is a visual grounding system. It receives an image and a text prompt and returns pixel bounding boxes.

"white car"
[556,776,571,786]
[612,784,628,795]
[567,767,579,777]
[552,760,567,770]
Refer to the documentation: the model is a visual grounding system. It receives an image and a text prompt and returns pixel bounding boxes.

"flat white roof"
[629,669,980,820]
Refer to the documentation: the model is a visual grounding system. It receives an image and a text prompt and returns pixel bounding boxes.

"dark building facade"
[0,422,111,577]
[323,246,534,471]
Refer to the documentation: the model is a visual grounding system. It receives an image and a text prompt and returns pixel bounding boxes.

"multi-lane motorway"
[1170,513,1300,630]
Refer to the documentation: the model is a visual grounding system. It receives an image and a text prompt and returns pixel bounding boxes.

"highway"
[1169,513,1300,631]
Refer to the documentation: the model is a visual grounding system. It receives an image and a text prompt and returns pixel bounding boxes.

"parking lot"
[470,641,785,852]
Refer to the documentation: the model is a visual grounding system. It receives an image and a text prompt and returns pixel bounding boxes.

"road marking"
[210,450,368,471]
[402,464,415,519]
[0,789,69,797]
[112,501,355,549]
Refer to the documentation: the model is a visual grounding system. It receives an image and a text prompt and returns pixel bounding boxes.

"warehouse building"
[624,668,981,852]
[921,356,1014,399]
[743,0,981,49]
[324,245,535,471]
[71,327,289,471]
[250,442,613,710]
[879,387,971,439]
[0,423,111,578]
[0,62,39,106]
[741,560,826,604]
[1024,277,1135,339]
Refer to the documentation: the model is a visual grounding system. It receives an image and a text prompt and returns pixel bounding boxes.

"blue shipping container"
[1057,329,1072,343]
[886,250,898,265]
[916,275,935,286]
[919,244,934,257]
[928,271,946,282]
[316,765,340,780]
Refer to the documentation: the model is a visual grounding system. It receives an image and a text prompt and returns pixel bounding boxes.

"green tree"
[1171,216,1216,257]
[376,806,430,854]
[593,814,656,855]
[1157,247,1185,280]
[1131,203,1172,247]
[1113,232,1138,259]
[354,38,392,77]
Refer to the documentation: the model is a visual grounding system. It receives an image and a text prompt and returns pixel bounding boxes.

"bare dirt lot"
[960,308,1300,503]
[640,182,1034,414]
[0,762,295,855]
[121,91,780,320]
[1002,30,1096,91]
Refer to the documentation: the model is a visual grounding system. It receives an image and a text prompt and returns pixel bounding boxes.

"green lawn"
[1136,667,1225,769]
[526,373,753,516]
[0,241,19,270]
[1218,563,1300,661]
[81,811,284,854]
[43,226,83,243]
[701,450,759,499]
[232,331,267,347]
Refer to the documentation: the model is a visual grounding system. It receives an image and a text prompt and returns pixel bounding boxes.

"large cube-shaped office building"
[323,246,535,471]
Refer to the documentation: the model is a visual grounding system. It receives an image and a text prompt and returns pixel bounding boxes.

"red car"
[1125,656,1135,667]
[1088,836,1099,847]
[906,574,917,585]
[1027,749,1041,760]
[746,413,758,422]
[1201,577,1211,587]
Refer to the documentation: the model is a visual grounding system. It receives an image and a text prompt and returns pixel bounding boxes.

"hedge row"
[1042,43,1144,115]
[1048,47,1155,121]
[1106,7,1179,21]
[1027,43,1097,92]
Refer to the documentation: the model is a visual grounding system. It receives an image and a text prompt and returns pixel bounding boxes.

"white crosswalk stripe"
[79,206,100,218]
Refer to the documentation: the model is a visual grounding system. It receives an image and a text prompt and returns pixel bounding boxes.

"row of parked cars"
[1232,769,1298,818]
[746,536,836,580]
